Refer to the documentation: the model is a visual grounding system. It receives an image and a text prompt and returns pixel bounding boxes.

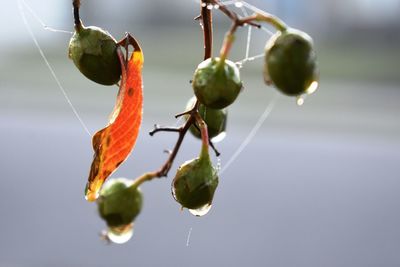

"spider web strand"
[18,0,92,137]
[220,94,278,175]
[21,0,73,34]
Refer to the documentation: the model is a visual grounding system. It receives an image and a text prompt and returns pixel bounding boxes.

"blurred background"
[1,0,399,266]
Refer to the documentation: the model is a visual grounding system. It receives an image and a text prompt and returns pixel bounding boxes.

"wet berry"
[69,26,121,86]
[264,28,318,96]
[192,58,242,109]
[97,178,142,228]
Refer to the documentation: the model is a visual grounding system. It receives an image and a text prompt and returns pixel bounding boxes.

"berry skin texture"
[192,57,242,109]
[185,97,227,139]
[68,26,121,86]
[172,156,219,210]
[264,28,318,96]
[97,178,142,228]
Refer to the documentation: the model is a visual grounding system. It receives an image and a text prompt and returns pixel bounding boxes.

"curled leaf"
[85,42,144,202]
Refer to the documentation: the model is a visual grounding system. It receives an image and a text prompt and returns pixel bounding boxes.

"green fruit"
[68,26,121,85]
[185,96,227,140]
[97,178,142,228]
[172,155,218,210]
[192,57,242,109]
[264,28,318,96]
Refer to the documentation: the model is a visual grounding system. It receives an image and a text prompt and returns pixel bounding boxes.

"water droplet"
[236,62,243,69]
[234,1,244,8]
[207,4,213,9]
[211,131,226,143]
[214,4,220,9]
[216,157,221,173]
[189,203,212,217]
[201,2,207,7]
[105,224,134,244]
[85,190,99,202]
[306,81,318,95]
[296,96,305,106]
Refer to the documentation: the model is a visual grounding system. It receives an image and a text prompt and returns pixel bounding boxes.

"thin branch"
[209,140,221,157]
[132,0,254,187]
[149,125,181,136]
[152,113,196,177]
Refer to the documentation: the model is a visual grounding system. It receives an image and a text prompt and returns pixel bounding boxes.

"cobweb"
[17,0,279,175]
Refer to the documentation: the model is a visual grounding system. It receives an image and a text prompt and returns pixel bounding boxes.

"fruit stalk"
[254,13,287,32]
[219,32,235,63]
[72,0,82,30]
[194,112,209,157]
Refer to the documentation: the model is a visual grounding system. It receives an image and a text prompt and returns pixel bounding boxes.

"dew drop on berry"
[104,224,134,244]
[211,131,226,143]
[306,81,319,95]
[189,203,212,217]
[236,62,243,69]
[234,1,244,8]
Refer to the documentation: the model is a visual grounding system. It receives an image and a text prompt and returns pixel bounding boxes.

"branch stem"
[201,0,213,60]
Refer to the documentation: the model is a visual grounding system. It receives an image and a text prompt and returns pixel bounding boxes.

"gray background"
[1,0,400,266]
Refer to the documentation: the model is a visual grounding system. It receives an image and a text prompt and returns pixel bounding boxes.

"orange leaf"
[85,48,144,202]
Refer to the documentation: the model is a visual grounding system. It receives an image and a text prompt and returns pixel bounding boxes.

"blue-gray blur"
[0,0,399,266]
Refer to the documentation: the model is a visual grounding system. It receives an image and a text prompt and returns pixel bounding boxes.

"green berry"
[192,57,242,109]
[264,28,318,96]
[68,26,121,86]
[185,97,227,140]
[172,155,218,210]
[97,178,142,228]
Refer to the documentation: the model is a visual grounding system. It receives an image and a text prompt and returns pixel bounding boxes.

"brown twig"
[200,0,213,60]
[133,0,267,186]
[137,0,216,182]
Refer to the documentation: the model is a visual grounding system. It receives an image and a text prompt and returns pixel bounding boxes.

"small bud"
[68,26,121,85]
[192,58,242,109]
[264,28,318,96]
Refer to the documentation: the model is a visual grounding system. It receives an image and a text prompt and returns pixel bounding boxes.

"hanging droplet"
[201,2,207,7]
[211,131,226,143]
[214,4,220,9]
[189,203,212,217]
[306,81,319,95]
[84,187,99,202]
[296,96,305,106]
[234,1,244,8]
[207,4,213,9]
[104,223,134,244]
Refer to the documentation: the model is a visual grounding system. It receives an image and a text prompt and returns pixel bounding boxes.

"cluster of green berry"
[68,0,318,243]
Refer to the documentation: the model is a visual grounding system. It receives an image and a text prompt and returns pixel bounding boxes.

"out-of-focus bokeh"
[1,0,399,266]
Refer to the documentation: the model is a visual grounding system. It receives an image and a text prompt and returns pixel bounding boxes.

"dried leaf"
[85,48,144,202]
